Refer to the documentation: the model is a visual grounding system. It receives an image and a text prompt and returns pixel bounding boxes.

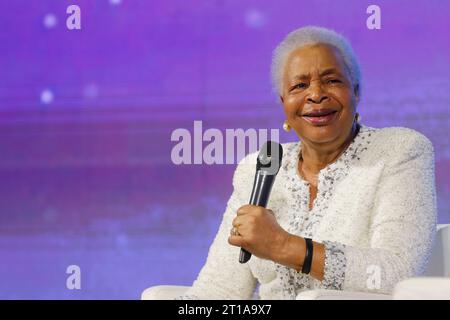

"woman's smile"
[301,109,339,126]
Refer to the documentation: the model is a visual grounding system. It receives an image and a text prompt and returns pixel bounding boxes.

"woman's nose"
[306,82,328,104]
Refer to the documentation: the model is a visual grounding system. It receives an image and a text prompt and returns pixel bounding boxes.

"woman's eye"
[327,79,341,84]
[294,83,307,90]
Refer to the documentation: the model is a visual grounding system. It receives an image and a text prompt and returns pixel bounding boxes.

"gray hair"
[271,26,362,97]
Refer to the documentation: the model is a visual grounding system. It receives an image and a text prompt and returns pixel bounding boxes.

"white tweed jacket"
[179,124,437,299]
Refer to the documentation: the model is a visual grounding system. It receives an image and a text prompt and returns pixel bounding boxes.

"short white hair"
[271,26,362,97]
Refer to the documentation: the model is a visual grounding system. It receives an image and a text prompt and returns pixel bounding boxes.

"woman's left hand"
[228,204,290,261]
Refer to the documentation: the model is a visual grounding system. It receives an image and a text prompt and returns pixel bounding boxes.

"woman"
[177,26,437,299]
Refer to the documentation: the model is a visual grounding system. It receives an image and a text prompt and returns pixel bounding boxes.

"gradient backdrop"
[0,0,449,299]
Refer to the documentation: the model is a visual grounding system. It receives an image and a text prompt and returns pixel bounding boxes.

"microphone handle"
[239,173,275,264]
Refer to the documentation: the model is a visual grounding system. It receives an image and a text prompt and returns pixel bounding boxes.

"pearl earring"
[283,120,291,132]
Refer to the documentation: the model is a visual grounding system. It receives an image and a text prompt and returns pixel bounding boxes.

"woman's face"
[280,43,359,145]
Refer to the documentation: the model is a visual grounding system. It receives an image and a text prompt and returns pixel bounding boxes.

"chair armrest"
[392,277,450,300]
[296,289,391,300]
[141,285,191,300]
[426,224,450,276]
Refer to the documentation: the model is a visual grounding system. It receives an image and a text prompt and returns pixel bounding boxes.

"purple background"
[0,0,449,299]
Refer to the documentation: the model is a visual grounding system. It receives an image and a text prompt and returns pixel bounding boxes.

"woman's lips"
[302,110,338,126]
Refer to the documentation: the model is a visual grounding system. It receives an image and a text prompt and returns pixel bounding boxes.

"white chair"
[141,224,450,300]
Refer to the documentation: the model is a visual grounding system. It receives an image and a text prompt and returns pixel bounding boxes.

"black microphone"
[239,141,283,264]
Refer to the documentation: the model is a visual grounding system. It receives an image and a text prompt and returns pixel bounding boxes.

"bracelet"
[301,238,313,274]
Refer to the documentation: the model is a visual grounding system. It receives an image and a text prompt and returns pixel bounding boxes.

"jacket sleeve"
[176,155,258,299]
[321,131,437,294]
